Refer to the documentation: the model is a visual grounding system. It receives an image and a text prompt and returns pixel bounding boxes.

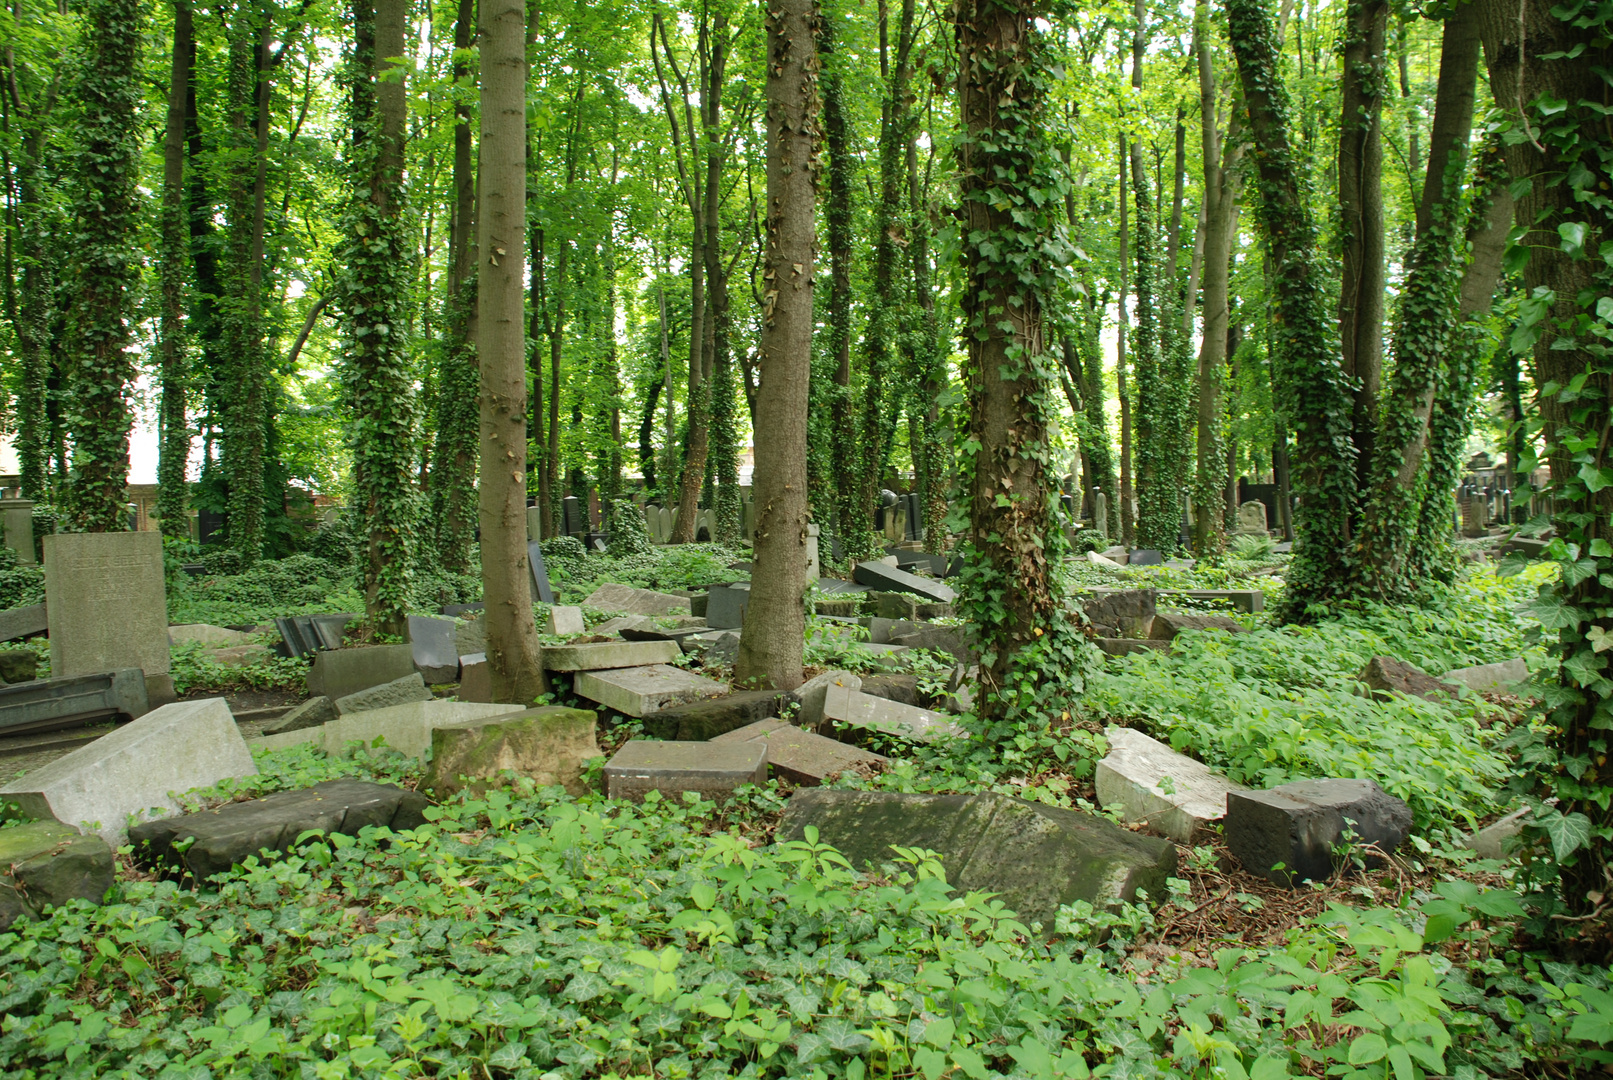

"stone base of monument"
[0,668,150,736]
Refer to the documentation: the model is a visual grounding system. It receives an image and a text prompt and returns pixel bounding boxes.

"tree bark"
[157,0,192,544]
[1116,134,1134,548]
[819,13,860,554]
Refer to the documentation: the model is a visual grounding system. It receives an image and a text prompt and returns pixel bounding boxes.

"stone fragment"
[1358,656,1451,702]
[640,689,791,741]
[1095,727,1247,843]
[0,821,114,930]
[457,653,492,702]
[308,645,417,701]
[593,615,652,636]
[1080,589,1156,638]
[761,726,888,785]
[44,532,170,691]
[1087,551,1124,568]
[872,592,953,620]
[574,664,729,717]
[852,560,956,603]
[1235,501,1269,535]
[777,789,1177,926]
[583,583,692,617]
[545,606,586,636]
[604,739,767,801]
[0,668,149,735]
[526,541,556,604]
[821,683,965,743]
[0,603,48,643]
[792,669,862,729]
[859,673,920,706]
[710,717,791,743]
[703,632,741,668]
[129,780,429,880]
[889,625,975,664]
[407,615,460,683]
[705,585,750,630]
[1,498,34,565]
[169,624,254,648]
[454,617,487,658]
[262,695,337,735]
[0,648,38,683]
[1099,638,1169,658]
[257,698,526,758]
[1225,778,1413,886]
[1463,807,1530,861]
[541,640,681,672]
[335,672,434,715]
[426,707,601,796]
[1,698,256,845]
[1441,658,1529,695]
[1148,612,1248,641]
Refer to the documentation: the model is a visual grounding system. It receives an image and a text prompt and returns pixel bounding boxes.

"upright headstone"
[805,523,821,582]
[2,499,35,565]
[1235,501,1268,535]
[527,541,556,604]
[643,503,658,538]
[1461,497,1486,538]
[562,496,583,537]
[526,506,543,543]
[1095,492,1108,539]
[44,531,171,703]
[658,506,673,543]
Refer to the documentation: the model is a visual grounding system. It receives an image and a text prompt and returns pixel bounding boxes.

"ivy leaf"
[1542,810,1594,861]
[1525,592,1584,630]
[913,1047,948,1080]
[1561,222,1589,256]
[1563,648,1604,686]
[1588,626,1613,653]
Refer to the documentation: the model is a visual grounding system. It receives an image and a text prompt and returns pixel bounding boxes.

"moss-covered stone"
[0,820,114,930]
[426,707,601,797]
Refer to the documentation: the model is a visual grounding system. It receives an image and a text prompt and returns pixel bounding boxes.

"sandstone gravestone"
[820,682,964,743]
[705,584,750,629]
[717,720,889,786]
[458,653,492,702]
[1094,492,1108,539]
[583,583,692,616]
[0,820,113,930]
[2,498,35,565]
[604,739,767,801]
[1235,500,1268,535]
[426,707,601,796]
[541,639,680,671]
[308,644,416,700]
[526,505,543,542]
[334,672,433,715]
[545,605,586,636]
[1461,497,1486,538]
[639,688,790,741]
[1095,726,1246,843]
[44,531,171,703]
[1226,778,1412,886]
[574,663,728,716]
[0,697,256,845]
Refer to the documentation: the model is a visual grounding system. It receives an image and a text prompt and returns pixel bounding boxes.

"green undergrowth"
[166,554,366,627]
[548,541,748,603]
[168,640,311,696]
[2,744,1612,1078]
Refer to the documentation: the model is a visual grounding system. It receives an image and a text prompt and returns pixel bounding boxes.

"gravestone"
[572,664,729,716]
[562,496,583,536]
[1127,548,1164,566]
[255,698,525,758]
[1095,726,1246,843]
[457,653,491,701]
[604,740,766,801]
[0,668,149,735]
[407,615,459,683]
[308,644,416,700]
[805,523,820,581]
[852,560,956,604]
[0,603,48,642]
[1236,500,1268,535]
[334,672,433,715]
[705,584,750,629]
[1226,778,1411,886]
[44,531,171,703]
[643,503,658,539]
[1461,497,1486,538]
[1095,492,1108,538]
[1148,612,1247,640]
[820,682,965,743]
[541,639,680,671]
[718,721,889,786]
[526,541,556,604]
[659,507,672,542]
[583,583,691,616]
[638,688,790,741]
[526,506,543,543]
[545,605,586,635]
[2,499,35,564]
[426,707,600,797]
[262,695,337,735]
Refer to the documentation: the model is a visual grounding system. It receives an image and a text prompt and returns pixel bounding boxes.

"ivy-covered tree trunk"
[908,118,952,555]
[1116,134,1135,549]
[477,0,545,703]
[338,0,416,635]
[11,66,57,502]
[1225,0,1357,616]
[954,0,1086,730]
[63,0,143,531]
[157,0,193,544]
[819,11,861,555]
[735,0,816,691]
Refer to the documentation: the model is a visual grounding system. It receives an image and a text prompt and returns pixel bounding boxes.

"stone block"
[1442,658,1529,695]
[1080,589,1156,638]
[262,695,337,735]
[860,673,921,706]
[458,653,491,702]
[129,780,429,880]
[0,821,113,930]
[0,603,48,642]
[407,615,460,683]
[792,669,861,729]
[818,577,872,595]
[821,683,965,743]
[1358,656,1450,702]
[583,583,692,617]
[710,717,791,743]
[1095,727,1247,843]
[526,541,556,604]
[1128,549,1164,566]
[454,617,487,658]
[541,639,681,672]
[593,615,652,636]
[308,645,416,701]
[44,531,169,680]
[889,626,975,664]
[0,668,149,736]
[1149,612,1248,641]
[169,624,254,648]
[0,648,38,683]
[1463,807,1530,861]
[2,499,35,565]
[640,689,791,741]
[852,560,956,604]
[1099,638,1169,658]
[1225,778,1413,886]
[258,699,527,758]
[703,632,740,668]
[777,789,1177,926]
[762,726,888,785]
[0,697,256,845]
[604,739,767,801]
[573,664,729,717]
[872,592,952,620]
[705,584,750,629]
[545,606,586,636]
[426,707,601,796]
[334,672,434,715]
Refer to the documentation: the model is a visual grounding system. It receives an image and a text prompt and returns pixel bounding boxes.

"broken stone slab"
[407,615,459,684]
[262,695,337,735]
[541,639,681,672]
[821,682,965,743]
[129,780,429,881]
[872,593,954,620]
[0,668,149,736]
[274,613,356,658]
[593,615,652,636]
[639,689,791,741]
[457,653,491,702]
[1099,638,1170,658]
[574,664,729,717]
[761,725,888,786]
[792,669,862,729]
[860,673,921,706]
[1463,806,1531,861]
[0,649,37,683]
[0,820,114,930]
[169,624,255,648]
[705,584,750,630]
[1149,612,1249,641]
[308,645,417,701]
[818,578,872,596]
[889,625,975,664]
[583,583,692,617]
[334,672,434,715]
[426,707,600,797]
[1080,589,1156,638]
[853,561,956,604]
[604,739,767,801]
[703,632,741,668]
[1,698,256,845]
[255,699,527,758]
[1095,727,1247,843]
[545,606,586,636]
[1359,656,1451,702]
[1225,778,1413,886]
[777,789,1178,926]
[0,603,48,643]
[1442,658,1529,695]
[711,717,793,743]
[526,541,556,604]
[454,617,487,658]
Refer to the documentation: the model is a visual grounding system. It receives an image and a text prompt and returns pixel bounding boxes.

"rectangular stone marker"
[308,644,416,700]
[334,672,434,715]
[638,688,790,740]
[583,583,692,616]
[526,505,543,542]
[545,605,586,636]
[711,717,792,743]
[852,559,956,604]
[604,739,766,801]
[593,615,652,636]
[562,496,583,536]
[1236,500,1268,535]
[256,698,526,759]
[0,668,149,735]
[407,615,459,683]
[541,639,680,671]
[1095,726,1246,843]
[573,664,729,717]
[722,723,888,786]
[457,653,491,702]
[705,584,750,629]
[526,541,556,604]
[1,697,256,845]
[2,499,35,564]
[0,603,47,643]
[659,507,672,542]
[805,523,820,581]
[820,682,965,743]
[44,532,170,698]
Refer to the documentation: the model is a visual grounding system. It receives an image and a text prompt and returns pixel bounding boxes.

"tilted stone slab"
[426,706,600,796]
[1,698,256,845]
[308,645,416,700]
[0,603,48,643]
[1096,726,1246,843]
[1149,613,1249,641]
[889,626,975,664]
[335,672,434,715]
[604,739,766,801]
[639,689,790,741]
[262,695,337,735]
[705,585,750,629]
[129,779,429,880]
[573,664,729,717]
[0,820,114,930]
[0,668,149,736]
[821,682,964,743]
[711,718,887,784]
[583,583,692,617]
[407,616,460,684]
[1442,659,1529,695]
[169,624,255,648]
[852,561,956,604]
[791,670,862,729]
[711,718,792,743]
[257,699,527,759]
[777,789,1178,926]
[541,640,681,672]
[545,606,586,636]
[1226,778,1413,886]
[593,615,652,636]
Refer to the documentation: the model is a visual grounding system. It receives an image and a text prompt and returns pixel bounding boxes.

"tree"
[157,0,193,544]
[735,0,817,691]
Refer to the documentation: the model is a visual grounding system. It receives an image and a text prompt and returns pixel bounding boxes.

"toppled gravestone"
[604,739,766,801]
[573,664,729,717]
[257,699,526,759]
[1095,727,1246,843]
[308,645,416,700]
[406,615,459,684]
[0,820,114,930]
[263,695,338,735]
[583,583,692,617]
[703,632,741,668]
[639,688,790,741]
[0,668,149,735]
[715,719,888,786]
[334,672,433,715]
[129,780,429,880]
[426,707,600,797]
[852,561,957,604]
[705,585,750,630]
[777,789,1177,926]
[821,682,965,744]
[169,624,255,648]
[1359,656,1450,702]
[1149,612,1248,641]
[544,606,586,636]
[792,669,861,729]
[0,603,47,644]
[1081,589,1156,638]
[541,640,681,671]
[1226,777,1413,886]
[1442,658,1529,695]
[889,625,975,664]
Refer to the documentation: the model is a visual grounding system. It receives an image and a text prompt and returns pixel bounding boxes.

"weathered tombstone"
[582,583,691,616]
[705,584,750,629]
[526,541,556,604]
[1460,497,1486,538]
[406,615,459,683]
[44,531,171,703]
[1226,778,1411,886]
[572,664,729,716]
[1235,500,1268,535]
[1127,548,1164,566]
[2,499,35,565]
[0,668,149,735]
[1096,727,1247,843]
[0,603,48,643]
[663,506,675,540]
[851,560,956,603]
[1095,492,1108,538]
[308,644,416,700]
[643,503,658,538]
[604,740,766,801]
[0,821,114,930]
[426,706,600,796]
[545,605,586,635]
[526,506,543,543]
[805,523,821,581]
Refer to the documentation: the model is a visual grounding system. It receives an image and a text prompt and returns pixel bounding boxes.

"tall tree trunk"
[9,61,57,502]
[819,13,860,553]
[477,0,545,702]
[157,0,192,544]
[735,0,817,691]
[909,115,950,554]
[1117,135,1134,548]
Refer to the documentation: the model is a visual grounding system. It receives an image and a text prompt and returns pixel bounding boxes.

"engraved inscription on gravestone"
[44,532,170,695]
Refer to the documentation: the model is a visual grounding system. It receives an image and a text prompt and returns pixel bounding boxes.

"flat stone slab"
[593,615,652,636]
[0,603,48,643]
[1442,659,1529,695]
[129,780,429,880]
[639,689,790,741]
[604,739,766,801]
[0,820,114,930]
[255,699,526,759]
[711,717,792,743]
[583,583,692,617]
[777,789,1178,926]
[852,561,956,604]
[1226,777,1413,886]
[573,664,729,717]
[1,698,257,845]
[541,640,680,672]
[335,672,433,715]
[1096,727,1246,843]
[1149,613,1248,641]
[169,624,255,648]
[821,683,965,743]
[426,707,600,797]
[765,725,888,785]
[545,606,586,636]
[407,616,459,684]
[308,645,416,700]
[262,695,337,735]
[0,668,149,736]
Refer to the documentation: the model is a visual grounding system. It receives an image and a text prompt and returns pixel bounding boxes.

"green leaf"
[1561,222,1589,255]
[923,1017,955,1049]
[1348,1033,1388,1065]
[1544,811,1595,861]
[913,1046,948,1080]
